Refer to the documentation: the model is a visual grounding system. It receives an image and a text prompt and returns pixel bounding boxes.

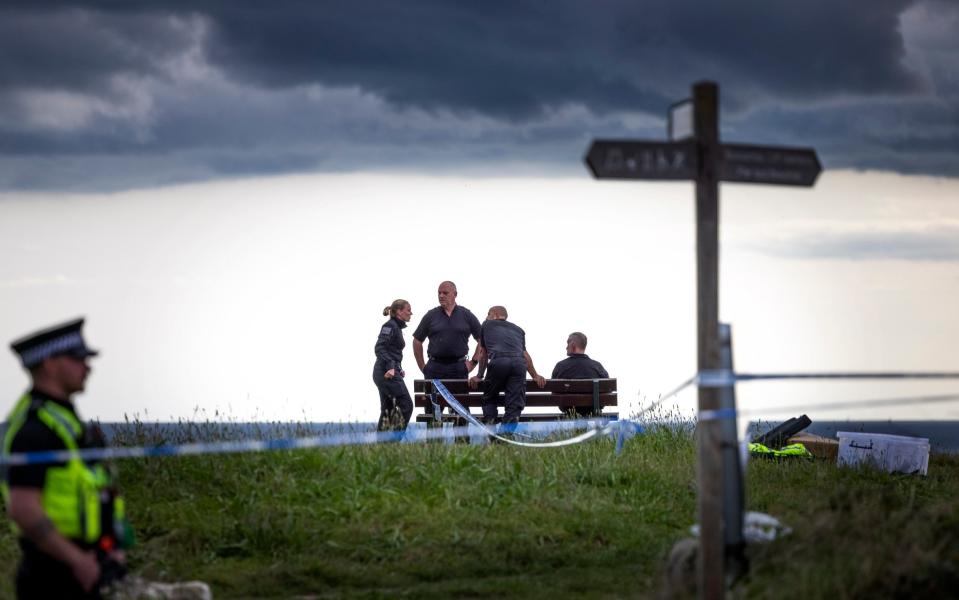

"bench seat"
[413,378,617,423]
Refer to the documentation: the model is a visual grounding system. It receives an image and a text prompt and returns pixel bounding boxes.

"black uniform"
[6,390,103,599]
[479,319,528,423]
[551,354,608,379]
[412,306,481,379]
[373,317,413,430]
[551,354,609,416]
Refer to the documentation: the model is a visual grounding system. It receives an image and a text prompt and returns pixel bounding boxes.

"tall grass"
[1,409,956,598]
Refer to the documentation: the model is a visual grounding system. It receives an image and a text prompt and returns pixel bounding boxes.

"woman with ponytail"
[373,299,414,430]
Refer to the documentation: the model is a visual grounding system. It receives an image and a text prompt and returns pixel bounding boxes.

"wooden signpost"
[585,81,821,599]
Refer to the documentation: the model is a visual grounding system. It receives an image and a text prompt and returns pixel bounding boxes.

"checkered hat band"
[20,332,84,367]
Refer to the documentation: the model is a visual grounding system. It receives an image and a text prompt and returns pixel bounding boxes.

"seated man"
[551,331,609,417]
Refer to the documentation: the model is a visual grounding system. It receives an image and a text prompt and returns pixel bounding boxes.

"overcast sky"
[1,1,958,426]
[1,0,957,190]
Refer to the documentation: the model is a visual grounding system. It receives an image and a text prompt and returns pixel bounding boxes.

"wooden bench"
[413,378,618,423]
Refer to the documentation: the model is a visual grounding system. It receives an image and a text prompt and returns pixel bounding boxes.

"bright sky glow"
[2,170,958,425]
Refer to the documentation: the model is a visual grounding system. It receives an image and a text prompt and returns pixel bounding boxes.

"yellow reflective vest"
[2,393,123,544]
[748,441,813,459]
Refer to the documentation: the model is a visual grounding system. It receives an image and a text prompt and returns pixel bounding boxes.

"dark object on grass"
[754,415,811,449]
[97,552,128,590]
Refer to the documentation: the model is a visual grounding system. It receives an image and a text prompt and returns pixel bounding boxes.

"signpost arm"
[693,80,725,600]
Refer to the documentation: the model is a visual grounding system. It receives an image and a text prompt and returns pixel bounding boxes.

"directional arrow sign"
[720,143,821,186]
[585,140,697,180]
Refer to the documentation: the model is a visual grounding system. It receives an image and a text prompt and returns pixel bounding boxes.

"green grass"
[739,452,959,598]
[1,421,957,598]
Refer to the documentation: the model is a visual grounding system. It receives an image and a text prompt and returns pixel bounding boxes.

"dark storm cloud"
[0,0,956,190]
[139,0,925,116]
[0,8,194,91]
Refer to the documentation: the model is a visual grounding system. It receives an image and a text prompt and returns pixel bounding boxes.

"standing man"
[469,306,546,427]
[412,281,482,381]
[551,332,609,417]
[2,320,208,599]
[2,318,129,598]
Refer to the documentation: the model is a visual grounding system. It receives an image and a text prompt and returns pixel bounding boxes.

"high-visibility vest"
[2,393,121,544]
[748,441,813,459]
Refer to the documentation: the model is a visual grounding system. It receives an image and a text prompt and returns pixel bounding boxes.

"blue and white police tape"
[654,370,959,422]
[697,408,737,422]
[638,370,959,423]
[430,379,642,449]
[738,391,959,418]
[0,416,642,467]
[696,369,959,388]
[8,369,950,467]
[633,374,697,420]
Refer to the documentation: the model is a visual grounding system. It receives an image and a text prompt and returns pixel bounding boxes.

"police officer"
[468,306,545,426]
[374,300,414,431]
[3,318,130,599]
[551,331,609,417]
[412,281,482,381]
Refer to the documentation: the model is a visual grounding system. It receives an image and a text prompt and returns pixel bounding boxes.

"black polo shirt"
[479,319,526,356]
[412,305,481,360]
[551,354,609,379]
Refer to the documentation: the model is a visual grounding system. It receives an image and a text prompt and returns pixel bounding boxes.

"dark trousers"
[372,368,413,431]
[424,360,468,418]
[17,555,100,599]
[482,358,527,423]
[423,359,468,380]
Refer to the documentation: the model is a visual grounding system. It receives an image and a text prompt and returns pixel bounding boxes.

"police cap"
[10,318,99,369]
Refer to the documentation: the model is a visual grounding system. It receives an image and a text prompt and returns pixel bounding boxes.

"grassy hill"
[1,422,956,598]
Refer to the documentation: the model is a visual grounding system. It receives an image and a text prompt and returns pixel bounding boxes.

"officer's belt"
[489,352,524,359]
[429,356,466,364]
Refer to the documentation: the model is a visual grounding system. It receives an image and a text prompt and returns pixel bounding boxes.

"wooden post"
[584,78,822,598]
[719,323,746,580]
[694,81,725,600]
[592,379,601,415]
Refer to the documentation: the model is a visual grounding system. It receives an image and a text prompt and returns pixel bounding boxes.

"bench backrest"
[413,378,617,410]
